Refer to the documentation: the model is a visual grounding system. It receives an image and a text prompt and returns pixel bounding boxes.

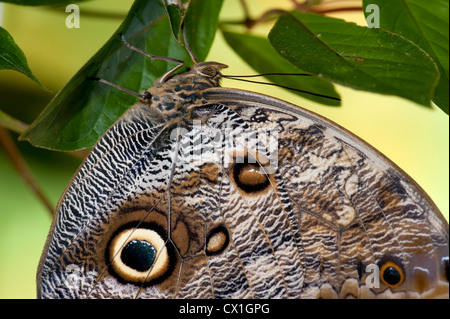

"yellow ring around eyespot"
[380,261,404,289]
[109,228,169,283]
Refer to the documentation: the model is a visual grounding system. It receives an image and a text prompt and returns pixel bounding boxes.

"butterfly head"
[145,62,228,121]
[192,61,228,79]
[152,61,228,88]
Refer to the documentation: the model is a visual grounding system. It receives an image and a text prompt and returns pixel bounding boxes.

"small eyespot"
[205,226,229,256]
[108,226,170,284]
[234,162,270,193]
[380,261,404,288]
[229,151,273,195]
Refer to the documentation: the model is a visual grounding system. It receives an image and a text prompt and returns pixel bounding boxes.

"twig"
[224,0,363,28]
[294,0,362,14]
[0,126,55,216]
[308,6,362,14]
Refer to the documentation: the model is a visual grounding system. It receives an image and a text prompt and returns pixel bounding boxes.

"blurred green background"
[0,0,448,299]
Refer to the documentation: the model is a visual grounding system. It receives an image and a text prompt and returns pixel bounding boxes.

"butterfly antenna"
[224,72,313,78]
[224,75,341,101]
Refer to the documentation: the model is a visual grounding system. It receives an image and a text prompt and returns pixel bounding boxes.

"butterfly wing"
[37,103,176,298]
[37,87,449,299]
[204,87,449,298]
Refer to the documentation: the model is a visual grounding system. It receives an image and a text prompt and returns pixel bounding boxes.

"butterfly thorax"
[146,62,228,122]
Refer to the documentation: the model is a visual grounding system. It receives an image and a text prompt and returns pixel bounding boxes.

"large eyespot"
[108,225,171,284]
[380,261,404,288]
[205,226,230,256]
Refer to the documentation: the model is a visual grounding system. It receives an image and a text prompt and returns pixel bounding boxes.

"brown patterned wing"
[38,83,448,298]
[203,87,449,298]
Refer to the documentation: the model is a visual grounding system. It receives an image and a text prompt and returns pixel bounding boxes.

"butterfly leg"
[87,77,151,101]
[119,33,185,83]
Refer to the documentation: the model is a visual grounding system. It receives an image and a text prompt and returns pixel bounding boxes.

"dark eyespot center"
[121,240,156,272]
[383,266,401,286]
[380,261,404,288]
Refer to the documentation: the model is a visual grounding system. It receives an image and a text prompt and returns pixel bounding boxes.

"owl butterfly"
[37,33,449,299]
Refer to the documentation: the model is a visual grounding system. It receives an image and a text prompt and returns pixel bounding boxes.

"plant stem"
[0,110,29,134]
[0,126,54,216]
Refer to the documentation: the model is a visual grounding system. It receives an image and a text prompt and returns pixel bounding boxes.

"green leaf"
[0,0,89,5]
[184,0,223,62]
[0,27,45,88]
[163,0,190,41]
[222,30,340,106]
[268,12,440,107]
[363,0,449,114]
